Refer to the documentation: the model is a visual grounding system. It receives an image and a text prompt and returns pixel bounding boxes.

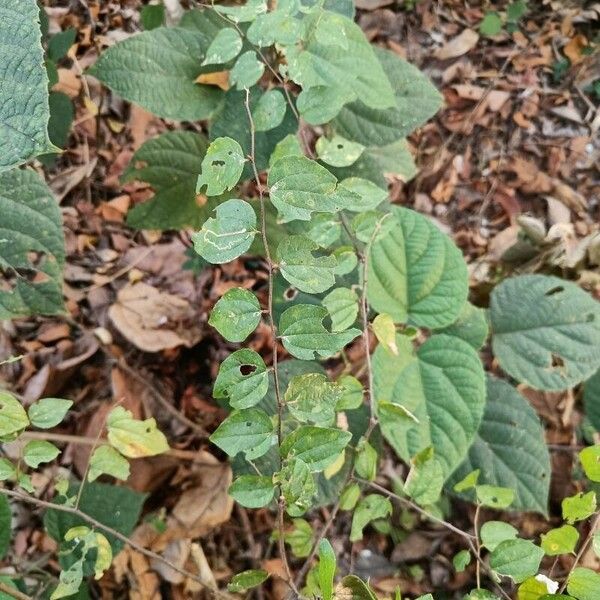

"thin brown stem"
[243,88,298,598]
[0,581,31,600]
[474,503,482,589]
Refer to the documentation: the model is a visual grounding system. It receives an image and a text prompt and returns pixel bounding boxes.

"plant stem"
[0,581,31,600]
[474,503,482,589]
[243,88,299,598]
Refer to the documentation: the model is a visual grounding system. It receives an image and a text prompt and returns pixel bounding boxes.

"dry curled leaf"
[435,29,479,60]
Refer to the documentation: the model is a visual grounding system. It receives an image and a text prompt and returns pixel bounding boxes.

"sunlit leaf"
[106,406,169,458]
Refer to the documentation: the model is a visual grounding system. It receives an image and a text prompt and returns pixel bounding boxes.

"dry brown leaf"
[564,33,588,65]
[195,71,230,91]
[108,282,202,352]
[53,68,81,97]
[434,29,479,60]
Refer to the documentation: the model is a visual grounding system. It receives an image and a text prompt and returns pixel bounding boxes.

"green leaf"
[228,569,269,593]
[448,376,551,514]
[279,304,361,360]
[567,567,600,600]
[350,494,392,542]
[284,373,341,425]
[0,458,16,482]
[336,375,364,411]
[88,446,130,483]
[192,199,256,264]
[372,313,398,355]
[277,235,337,293]
[490,275,600,390]
[476,485,515,509]
[317,540,336,600]
[480,12,503,36]
[337,178,387,212]
[214,0,268,23]
[88,26,223,121]
[562,491,596,524]
[507,1,528,22]
[339,482,361,510]
[268,155,355,223]
[453,469,480,493]
[316,135,364,167]
[140,4,165,30]
[284,518,313,557]
[355,438,378,481]
[0,495,10,559]
[440,302,489,349]
[214,349,269,409]
[210,408,274,459]
[46,91,74,152]
[0,0,53,170]
[404,449,444,506]
[453,549,471,572]
[122,131,224,230]
[340,575,378,600]
[368,207,468,328]
[252,89,287,132]
[106,406,169,458]
[47,28,76,62]
[202,28,242,66]
[287,10,395,124]
[332,47,442,147]
[490,539,544,583]
[280,426,352,472]
[0,391,29,441]
[28,398,72,429]
[196,137,246,196]
[229,475,275,508]
[0,169,65,318]
[541,525,579,556]
[230,51,265,90]
[322,288,359,332]
[279,458,317,516]
[584,369,600,431]
[247,9,302,47]
[480,521,519,552]
[209,287,261,342]
[579,445,600,482]
[373,334,485,478]
[23,440,60,468]
[518,577,550,600]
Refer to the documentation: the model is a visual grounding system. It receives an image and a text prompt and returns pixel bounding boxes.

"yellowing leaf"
[372,313,398,355]
[107,406,169,458]
[195,71,230,91]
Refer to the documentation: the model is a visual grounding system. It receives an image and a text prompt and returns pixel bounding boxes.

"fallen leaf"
[195,71,230,91]
[435,29,479,60]
[564,33,588,65]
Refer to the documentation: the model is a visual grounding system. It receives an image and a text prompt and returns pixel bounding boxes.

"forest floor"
[1,0,599,598]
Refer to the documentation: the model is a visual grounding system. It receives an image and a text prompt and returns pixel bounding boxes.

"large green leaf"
[122,131,228,230]
[367,207,468,329]
[286,10,395,124]
[0,169,65,318]
[489,539,544,583]
[584,369,600,431]
[448,376,551,514]
[373,334,485,478]
[0,0,54,170]
[332,47,443,147]
[490,275,600,390]
[89,27,223,121]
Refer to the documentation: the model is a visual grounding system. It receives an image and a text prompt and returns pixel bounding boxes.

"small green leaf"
[0,458,16,482]
[106,406,169,458]
[372,313,398,355]
[333,246,358,276]
[322,288,359,332]
[579,445,600,482]
[88,446,130,483]
[215,0,267,22]
[480,12,503,36]
[209,288,261,342]
[210,408,274,460]
[480,521,519,551]
[269,133,304,167]
[562,491,596,524]
[336,375,364,411]
[317,539,336,600]
[404,449,444,506]
[284,518,313,558]
[316,135,364,167]
[340,575,378,600]
[440,302,489,350]
[490,539,544,583]
[202,28,242,66]
[284,373,341,425]
[517,577,550,600]
[350,494,392,542]
[229,475,275,508]
[247,9,301,46]
[214,349,269,409]
[192,198,257,264]
[280,426,352,472]
[453,469,480,493]
[252,89,287,132]
[196,137,246,196]
[339,482,361,510]
[230,51,265,90]
[279,304,361,360]
[23,440,60,468]
[47,28,77,63]
[541,525,579,556]
[355,439,378,482]
[277,235,337,293]
[476,485,515,509]
[453,549,471,572]
[337,178,387,212]
[0,391,29,440]
[140,4,165,29]
[228,569,269,593]
[279,458,317,516]
[28,398,72,429]
[567,567,600,600]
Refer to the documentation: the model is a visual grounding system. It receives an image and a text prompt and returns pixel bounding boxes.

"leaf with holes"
[209,288,262,342]
[316,135,365,167]
[0,170,65,319]
[192,199,256,264]
[214,349,269,409]
[373,334,485,479]
[490,275,600,390]
[196,137,246,196]
[368,207,468,328]
[279,304,361,360]
[448,376,551,513]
